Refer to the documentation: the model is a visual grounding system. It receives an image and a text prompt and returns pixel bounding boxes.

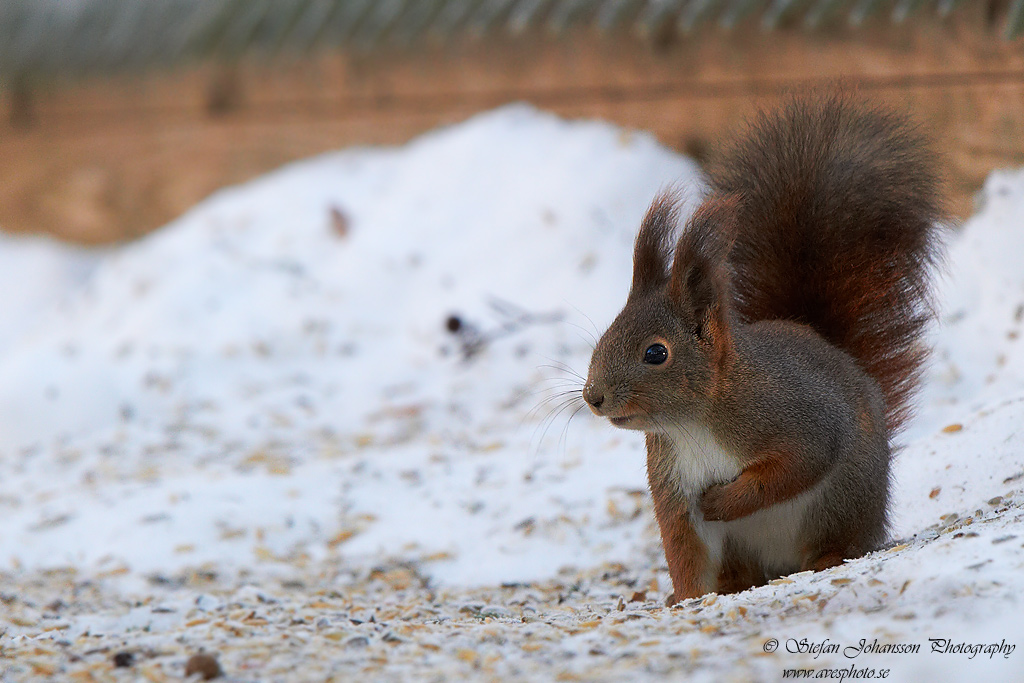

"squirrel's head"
[583,193,736,432]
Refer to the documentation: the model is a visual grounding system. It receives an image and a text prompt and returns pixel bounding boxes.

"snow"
[0,233,101,355]
[0,105,1022,681]
[892,170,1024,538]
[0,106,704,588]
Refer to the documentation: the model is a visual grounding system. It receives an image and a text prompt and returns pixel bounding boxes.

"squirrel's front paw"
[700,483,744,522]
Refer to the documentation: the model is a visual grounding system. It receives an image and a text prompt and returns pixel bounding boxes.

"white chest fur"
[661,422,741,499]
[660,423,814,576]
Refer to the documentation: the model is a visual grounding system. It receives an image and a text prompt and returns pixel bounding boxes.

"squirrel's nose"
[583,383,606,412]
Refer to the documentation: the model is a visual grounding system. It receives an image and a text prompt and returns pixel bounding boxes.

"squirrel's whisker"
[537,359,588,382]
[532,395,586,450]
[558,403,588,453]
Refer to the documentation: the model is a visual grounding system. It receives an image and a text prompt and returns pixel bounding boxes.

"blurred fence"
[1,1,1023,242]
[1,0,1023,81]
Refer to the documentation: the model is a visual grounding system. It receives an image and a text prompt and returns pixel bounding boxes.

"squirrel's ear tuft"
[632,192,682,293]
[668,195,738,336]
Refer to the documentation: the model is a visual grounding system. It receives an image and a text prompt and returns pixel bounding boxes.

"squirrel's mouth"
[609,414,640,428]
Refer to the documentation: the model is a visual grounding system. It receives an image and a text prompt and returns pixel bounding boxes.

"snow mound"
[0,104,1021,602]
[0,106,702,584]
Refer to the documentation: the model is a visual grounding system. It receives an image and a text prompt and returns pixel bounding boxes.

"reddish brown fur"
[661,197,742,382]
[802,552,846,572]
[646,434,711,602]
[709,94,944,433]
[716,548,765,595]
[700,448,820,522]
[631,195,681,293]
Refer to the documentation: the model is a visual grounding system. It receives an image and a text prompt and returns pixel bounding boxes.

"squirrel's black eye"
[644,343,668,365]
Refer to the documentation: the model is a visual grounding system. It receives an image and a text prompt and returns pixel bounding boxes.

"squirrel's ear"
[668,196,738,338]
[632,192,682,293]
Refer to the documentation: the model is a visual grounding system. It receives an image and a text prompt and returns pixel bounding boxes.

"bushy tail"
[709,94,945,432]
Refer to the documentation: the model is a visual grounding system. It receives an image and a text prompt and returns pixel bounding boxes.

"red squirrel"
[583,95,945,603]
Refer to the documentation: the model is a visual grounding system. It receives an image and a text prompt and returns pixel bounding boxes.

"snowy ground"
[0,106,1022,682]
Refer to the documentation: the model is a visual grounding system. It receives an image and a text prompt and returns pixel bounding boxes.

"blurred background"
[3,7,1024,678]
[2,0,1023,244]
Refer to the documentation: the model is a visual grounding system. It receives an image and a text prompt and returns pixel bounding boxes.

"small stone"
[194,594,222,612]
[480,605,511,618]
[185,653,223,680]
[346,636,370,649]
[330,206,350,238]
[112,651,134,668]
